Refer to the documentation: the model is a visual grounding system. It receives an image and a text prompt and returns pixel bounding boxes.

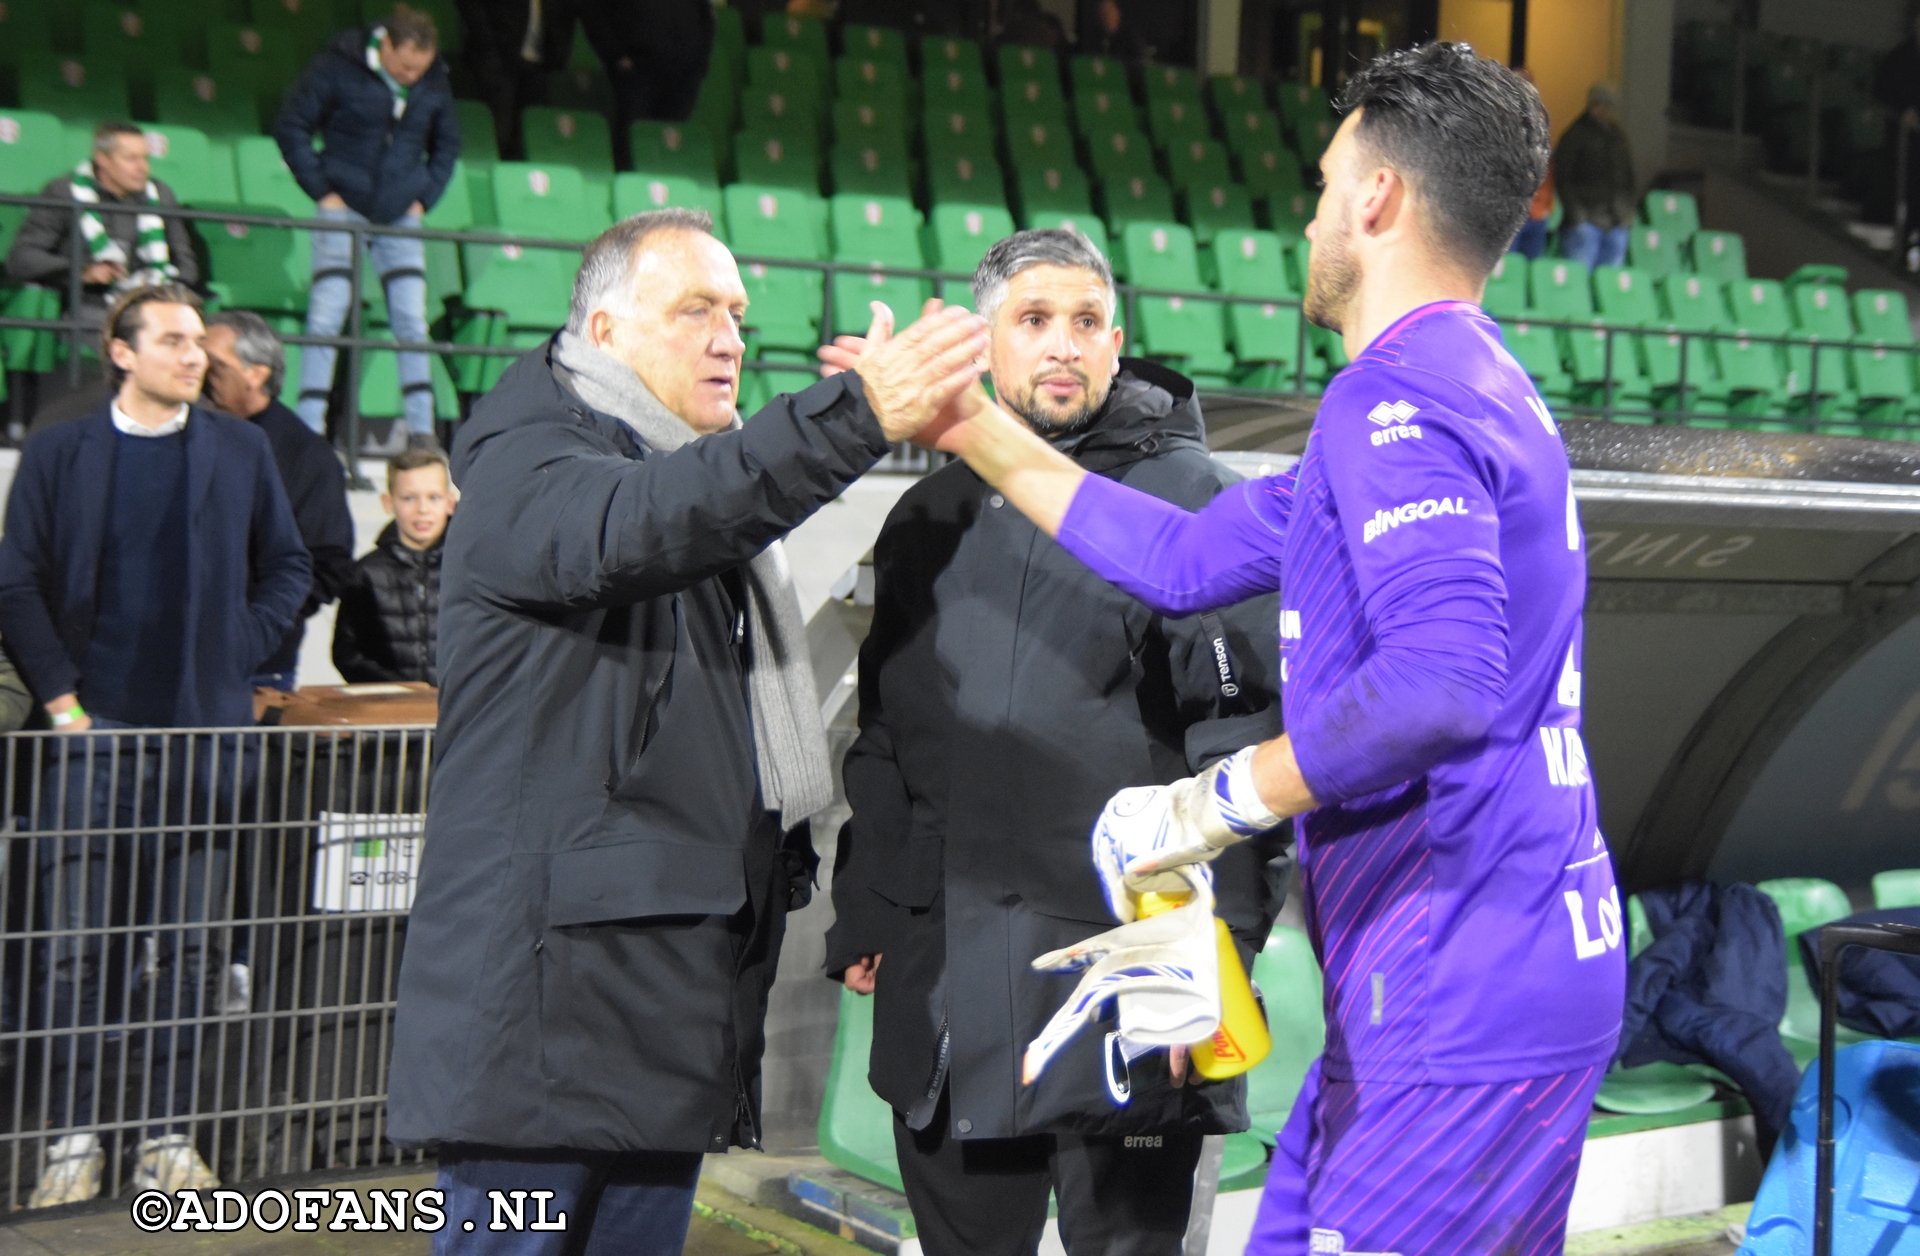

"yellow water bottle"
[1133,892,1272,1080]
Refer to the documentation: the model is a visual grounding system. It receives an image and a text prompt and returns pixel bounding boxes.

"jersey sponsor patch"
[1362,496,1467,544]
[1540,724,1590,787]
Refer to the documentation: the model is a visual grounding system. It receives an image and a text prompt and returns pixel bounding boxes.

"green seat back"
[828,195,927,335]
[923,65,992,115]
[831,99,910,155]
[1593,266,1661,326]
[926,201,1015,271]
[738,86,821,144]
[997,43,1059,82]
[1294,115,1337,163]
[454,101,501,167]
[1142,63,1202,111]
[1183,182,1256,245]
[1690,230,1747,282]
[829,143,912,200]
[521,107,614,176]
[724,183,828,259]
[1209,74,1264,117]
[1593,1061,1718,1116]
[1628,893,1654,958]
[842,24,907,70]
[1166,139,1232,192]
[1015,163,1094,220]
[1713,328,1785,398]
[1103,172,1176,231]
[611,173,721,223]
[746,45,827,107]
[197,204,310,313]
[0,110,76,194]
[1873,870,1920,910]
[710,2,745,78]
[1482,254,1530,318]
[925,153,1006,209]
[82,4,183,97]
[1728,278,1792,336]
[1223,106,1284,156]
[1791,283,1855,340]
[155,67,261,137]
[759,11,828,65]
[1241,143,1306,199]
[1644,188,1700,239]
[1148,97,1209,149]
[1002,76,1069,130]
[140,125,235,205]
[1119,220,1201,289]
[921,35,984,77]
[206,23,299,112]
[421,159,474,230]
[1755,877,1852,950]
[1243,926,1325,1143]
[1228,299,1304,371]
[235,135,315,217]
[733,130,822,194]
[1085,126,1156,181]
[834,55,909,104]
[490,162,610,240]
[0,2,54,68]
[1264,189,1316,237]
[690,63,739,144]
[1854,290,1916,346]
[1005,117,1077,167]
[1025,211,1108,256]
[20,58,130,123]
[1658,273,1730,332]
[817,987,904,1191]
[629,120,719,187]
[1076,88,1140,134]
[1626,225,1684,281]
[1070,54,1125,97]
[1212,229,1294,297]
[923,107,998,166]
[1275,82,1333,132]
[1850,341,1916,408]
[1499,319,1574,400]
[1530,257,1595,318]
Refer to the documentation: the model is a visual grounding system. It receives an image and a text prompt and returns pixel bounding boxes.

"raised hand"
[853,301,991,443]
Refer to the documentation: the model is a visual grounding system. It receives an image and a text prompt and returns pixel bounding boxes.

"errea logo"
[1366,400,1417,426]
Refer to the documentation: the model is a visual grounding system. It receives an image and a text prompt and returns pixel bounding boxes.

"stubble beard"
[1303,214,1361,334]
[1005,368,1112,437]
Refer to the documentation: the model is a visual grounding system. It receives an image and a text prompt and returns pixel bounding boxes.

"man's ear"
[380,493,395,516]
[1356,166,1405,238]
[587,309,616,349]
[107,337,137,375]
[1110,323,1124,370]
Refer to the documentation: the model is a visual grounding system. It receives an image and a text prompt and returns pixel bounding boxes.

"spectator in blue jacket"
[273,4,460,451]
[0,285,311,1209]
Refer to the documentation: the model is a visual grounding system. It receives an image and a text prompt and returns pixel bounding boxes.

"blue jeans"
[33,722,256,1133]
[300,206,433,436]
[1511,217,1550,260]
[432,1147,701,1256]
[1560,222,1630,270]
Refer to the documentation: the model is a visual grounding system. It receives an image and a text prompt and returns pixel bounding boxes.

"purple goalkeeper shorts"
[1246,1057,1606,1256]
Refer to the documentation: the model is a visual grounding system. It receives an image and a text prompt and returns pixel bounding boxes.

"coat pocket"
[547,840,745,927]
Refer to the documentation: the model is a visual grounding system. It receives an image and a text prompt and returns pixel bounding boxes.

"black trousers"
[893,1086,1204,1256]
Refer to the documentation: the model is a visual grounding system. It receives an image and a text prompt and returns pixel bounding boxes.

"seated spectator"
[5,122,200,331]
[1555,83,1635,270]
[0,285,309,1207]
[332,449,454,685]
[202,310,359,691]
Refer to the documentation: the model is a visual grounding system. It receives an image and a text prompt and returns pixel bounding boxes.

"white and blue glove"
[1092,746,1284,924]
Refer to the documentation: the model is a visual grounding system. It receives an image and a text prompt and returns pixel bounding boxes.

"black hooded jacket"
[825,361,1289,1140]
[332,520,443,685]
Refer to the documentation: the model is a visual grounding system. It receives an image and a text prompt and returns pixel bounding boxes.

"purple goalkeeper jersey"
[1055,301,1625,1084]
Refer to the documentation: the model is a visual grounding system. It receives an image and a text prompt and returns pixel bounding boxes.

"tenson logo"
[1363,497,1467,544]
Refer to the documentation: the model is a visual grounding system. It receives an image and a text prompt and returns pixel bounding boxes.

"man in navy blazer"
[0,284,310,1207]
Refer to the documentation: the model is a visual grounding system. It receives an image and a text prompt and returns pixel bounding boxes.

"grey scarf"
[552,332,835,828]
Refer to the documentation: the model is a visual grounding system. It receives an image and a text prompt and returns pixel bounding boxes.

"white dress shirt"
[110,401,189,437]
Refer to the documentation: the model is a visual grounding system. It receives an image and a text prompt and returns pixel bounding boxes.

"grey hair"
[206,308,286,396]
[566,208,716,334]
[971,228,1116,324]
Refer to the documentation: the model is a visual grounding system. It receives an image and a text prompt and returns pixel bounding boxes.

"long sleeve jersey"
[1054,301,1625,1084]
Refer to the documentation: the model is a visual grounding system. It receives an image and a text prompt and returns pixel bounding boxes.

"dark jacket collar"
[452,334,641,481]
[1042,357,1208,475]
[377,519,444,562]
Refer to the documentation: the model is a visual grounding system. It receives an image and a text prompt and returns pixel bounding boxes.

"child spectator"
[333,450,454,684]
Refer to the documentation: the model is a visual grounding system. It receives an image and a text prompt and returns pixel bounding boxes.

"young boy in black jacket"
[333,449,454,684]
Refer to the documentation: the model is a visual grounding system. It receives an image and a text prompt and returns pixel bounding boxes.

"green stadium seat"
[1874,870,1920,909]
[0,2,54,72]
[612,172,722,222]
[1850,290,1919,435]
[841,24,907,70]
[1002,76,1070,130]
[1103,172,1175,231]
[925,153,1005,209]
[206,23,300,116]
[1264,189,1316,236]
[1275,82,1334,134]
[629,120,719,188]
[1166,138,1232,192]
[1015,163,1094,221]
[1142,64,1203,110]
[422,159,475,230]
[1070,54,1125,97]
[197,204,310,314]
[1626,225,1684,280]
[1690,230,1747,282]
[1212,229,1292,297]
[1757,876,1859,1054]
[1727,277,1819,414]
[828,194,927,335]
[1242,926,1324,1144]
[761,11,829,66]
[1788,280,1858,413]
[712,4,746,80]
[0,111,77,194]
[1148,98,1210,149]
[1593,1060,1718,1116]
[1209,74,1265,118]
[235,135,316,217]
[1294,114,1337,163]
[465,167,597,329]
[923,107,998,166]
[737,85,822,145]
[1025,211,1108,256]
[923,65,992,115]
[1530,257,1646,409]
[924,203,1015,308]
[725,183,828,349]
[829,143,913,200]
[690,62,739,150]
[140,125,236,205]
[1481,253,1529,318]
[830,99,910,155]
[455,101,501,167]
[817,987,904,1192]
[1085,126,1156,181]
[522,107,615,179]
[998,43,1059,82]
[1183,183,1256,245]
[490,162,610,238]
[746,45,827,108]
[1117,221,1229,373]
[1498,318,1576,408]
[82,3,183,107]
[1005,117,1077,168]
[155,67,261,137]
[1529,257,1591,318]
[1076,88,1140,134]
[1240,142,1307,200]
[921,35,984,78]
[835,55,909,105]
[1854,289,1914,344]
[20,58,131,124]
[1644,189,1701,240]
[733,130,822,193]
[1212,230,1306,386]
[1222,106,1284,157]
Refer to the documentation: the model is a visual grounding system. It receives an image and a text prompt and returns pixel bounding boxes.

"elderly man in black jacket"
[385,208,989,1254]
[824,229,1287,1256]
[273,3,459,447]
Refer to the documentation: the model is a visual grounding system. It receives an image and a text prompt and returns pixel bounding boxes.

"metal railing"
[0,724,431,1209]
[4,192,1916,456]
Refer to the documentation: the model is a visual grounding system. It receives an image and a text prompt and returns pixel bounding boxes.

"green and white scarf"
[367,26,409,118]
[70,161,176,293]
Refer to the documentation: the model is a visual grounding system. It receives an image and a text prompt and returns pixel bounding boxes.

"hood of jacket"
[1042,358,1208,475]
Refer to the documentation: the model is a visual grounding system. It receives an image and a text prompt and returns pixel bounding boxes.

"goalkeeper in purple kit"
[914,44,1626,1256]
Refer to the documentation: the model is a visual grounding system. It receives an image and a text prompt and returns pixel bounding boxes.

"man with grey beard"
[822,229,1289,1256]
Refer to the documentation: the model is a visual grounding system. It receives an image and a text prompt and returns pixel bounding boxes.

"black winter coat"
[249,400,357,677]
[826,363,1290,1141]
[386,338,893,1152]
[272,27,461,225]
[333,521,442,685]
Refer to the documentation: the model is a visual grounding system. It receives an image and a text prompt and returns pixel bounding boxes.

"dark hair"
[1339,42,1549,275]
[387,446,450,493]
[91,121,144,154]
[102,283,204,384]
[382,3,438,49]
